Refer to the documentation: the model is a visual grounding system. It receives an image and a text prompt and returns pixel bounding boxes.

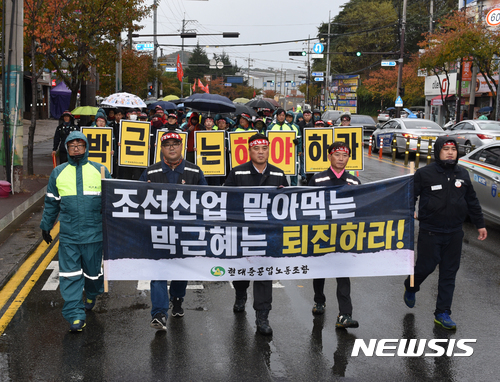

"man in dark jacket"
[404,136,487,330]
[139,132,208,332]
[224,133,288,335]
[41,131,111,332]
[309,141,360,329]
[52,111,79,164]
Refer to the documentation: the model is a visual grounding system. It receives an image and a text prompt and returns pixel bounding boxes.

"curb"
[0,186,47,234]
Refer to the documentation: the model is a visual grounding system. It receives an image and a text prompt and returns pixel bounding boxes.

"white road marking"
[42,261,60,291]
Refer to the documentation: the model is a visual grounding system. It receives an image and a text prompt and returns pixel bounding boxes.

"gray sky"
[136,0,349,73]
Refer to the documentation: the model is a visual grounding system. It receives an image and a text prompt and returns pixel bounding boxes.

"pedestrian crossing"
[41,261,286,291]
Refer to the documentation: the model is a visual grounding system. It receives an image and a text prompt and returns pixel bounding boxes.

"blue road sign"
[381,60,397,67]
[312,72,324,77]
[314,77,324,82]
[313,43,324,54]
[395,96,403,107]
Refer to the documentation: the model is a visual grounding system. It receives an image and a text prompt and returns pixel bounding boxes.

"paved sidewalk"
[0,119,57,288]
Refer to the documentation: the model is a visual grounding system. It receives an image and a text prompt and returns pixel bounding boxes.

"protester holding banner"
[268,109,301,186]
[182,111,201,163]
[309,141,360,329]
[224,133,288,336]
[139,132,208,331]
[403,136,487,330]
[232,113,254,132]
[109,109,123,178]
[298,109,314,185]
[41,131,111,332]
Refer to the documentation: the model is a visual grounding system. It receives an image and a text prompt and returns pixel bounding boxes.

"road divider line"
[0,223,60,311]
[0,242,59,335]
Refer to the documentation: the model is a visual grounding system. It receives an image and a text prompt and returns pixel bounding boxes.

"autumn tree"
[42,0,150,109]
[418,9,500,119]
[24,0,71,175]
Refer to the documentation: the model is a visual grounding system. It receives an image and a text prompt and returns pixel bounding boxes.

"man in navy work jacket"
[308,141,360,329]
[224,133,288,335]
[139,132,208,332]
[404,136,487,330]
[41,131,111,333]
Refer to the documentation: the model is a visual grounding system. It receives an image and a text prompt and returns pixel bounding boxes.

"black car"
[334,114,377,138]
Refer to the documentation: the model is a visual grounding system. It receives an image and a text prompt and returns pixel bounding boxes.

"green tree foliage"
[184,42,210,83]
[317,0,398,75]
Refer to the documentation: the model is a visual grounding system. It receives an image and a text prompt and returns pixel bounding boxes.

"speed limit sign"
[486,8,500,27]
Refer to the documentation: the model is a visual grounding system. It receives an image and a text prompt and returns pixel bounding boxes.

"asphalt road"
[1,152,500,381]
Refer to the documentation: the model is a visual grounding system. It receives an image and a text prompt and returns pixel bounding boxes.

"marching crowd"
[42,103,487,336]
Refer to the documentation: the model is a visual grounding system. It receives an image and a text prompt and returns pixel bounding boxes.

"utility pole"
[307,36,311,105]
[1,0,23,192]
[153,0,158,98]
[324,11,331,111]
[180,17,196,97]
[395,0,407,118]
[116,39,122,92]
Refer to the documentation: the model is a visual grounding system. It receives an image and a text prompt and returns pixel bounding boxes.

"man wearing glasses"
[40,131,111,332]
[139,132,207,332]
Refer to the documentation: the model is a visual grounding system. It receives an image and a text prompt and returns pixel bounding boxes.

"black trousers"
[404,229,464,315]
[233,280,272,311]
[313,277,352,315]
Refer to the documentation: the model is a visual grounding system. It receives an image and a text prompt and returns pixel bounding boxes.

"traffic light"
[289,51,307,56]
[399,87,405,97]
[356,51,362,57]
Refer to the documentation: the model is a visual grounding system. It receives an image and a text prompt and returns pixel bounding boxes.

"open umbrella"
[234,104,258,117]
[233,97,250,104]
[263,98,280,108]
[183,93,236,113]
[101,92,147,108]
[147,100,177,111]
[478,106,493,113]
[162,95,180,101]
[71,106,99,116]
[247,98,276,109]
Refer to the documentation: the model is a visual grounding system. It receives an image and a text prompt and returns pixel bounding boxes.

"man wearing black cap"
[224,133,288,335]
[404,136,487,330]
[309,141,360,329]
[140,132,208,332]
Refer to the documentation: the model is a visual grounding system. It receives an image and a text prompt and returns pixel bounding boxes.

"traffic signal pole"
[395,0,407,118]
[324,11,331,111]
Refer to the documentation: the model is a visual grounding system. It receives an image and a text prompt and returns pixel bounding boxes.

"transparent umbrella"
[100,92,147,108]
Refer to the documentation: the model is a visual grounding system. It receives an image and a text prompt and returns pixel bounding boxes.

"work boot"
[84,298,96,311]
[233,295,247,313]
[69,319,86,333]
[255,309,273,335]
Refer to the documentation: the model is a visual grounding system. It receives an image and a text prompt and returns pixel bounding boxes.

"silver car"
[371,118,446,156]
[458,142,500,225]
[446,120,500,155]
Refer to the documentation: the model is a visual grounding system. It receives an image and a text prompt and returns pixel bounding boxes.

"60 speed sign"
[486,8,500,27]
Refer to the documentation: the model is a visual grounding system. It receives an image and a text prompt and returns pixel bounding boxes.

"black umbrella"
[147,100,177,111]
[246,99,276,109]
[183,93,236,113]
[234,103,258,117]
[478,106,493,113]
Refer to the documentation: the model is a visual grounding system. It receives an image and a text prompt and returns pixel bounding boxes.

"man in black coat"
[309,141,360,329]
[139,132,208,332]
[52,111,79,164]
[224,133,288,335]
[404,136,487,330]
